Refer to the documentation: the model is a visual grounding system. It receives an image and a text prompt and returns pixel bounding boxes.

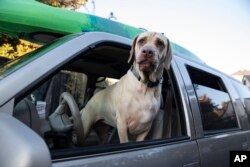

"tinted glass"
[194,84,238,132]
[187,66,239,133]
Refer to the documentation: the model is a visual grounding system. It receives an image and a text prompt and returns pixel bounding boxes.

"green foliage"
[0,33,41,59]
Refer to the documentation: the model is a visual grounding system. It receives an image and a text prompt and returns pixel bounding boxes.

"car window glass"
[0,34,78,79]
[187,66,239,133]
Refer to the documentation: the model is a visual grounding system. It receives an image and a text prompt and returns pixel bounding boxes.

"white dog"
[80,31,172,143]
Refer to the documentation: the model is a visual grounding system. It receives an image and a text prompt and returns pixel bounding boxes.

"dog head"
[128,32,172,81]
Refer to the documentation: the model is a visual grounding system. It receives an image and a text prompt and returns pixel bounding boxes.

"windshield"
[0,34,79,79]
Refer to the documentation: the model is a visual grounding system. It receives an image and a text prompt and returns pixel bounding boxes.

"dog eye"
[138,37,146,45]
[156,39,165,48]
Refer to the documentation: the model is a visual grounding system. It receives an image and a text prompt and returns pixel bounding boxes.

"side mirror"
[0,112,51,167]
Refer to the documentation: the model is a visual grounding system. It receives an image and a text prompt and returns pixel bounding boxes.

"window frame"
[174,56,241,137]
[193,83,239,133]
[186,65,239,134]
[20,62,191,160]
[10,39,194,160]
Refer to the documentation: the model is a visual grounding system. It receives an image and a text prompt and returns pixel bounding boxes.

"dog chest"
[124,94,160,135]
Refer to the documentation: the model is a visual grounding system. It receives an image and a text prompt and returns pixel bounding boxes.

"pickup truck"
[1,31,250,167]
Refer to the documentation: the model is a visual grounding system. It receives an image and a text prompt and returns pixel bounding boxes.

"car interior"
[12,43,187,158]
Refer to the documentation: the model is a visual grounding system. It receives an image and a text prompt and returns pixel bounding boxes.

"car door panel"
[0,112,51,167]
[52,140,199,167]
[175,56,250,167]
[197,132,248,167]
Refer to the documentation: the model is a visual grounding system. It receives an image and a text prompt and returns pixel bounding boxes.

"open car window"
[13,43,188,159]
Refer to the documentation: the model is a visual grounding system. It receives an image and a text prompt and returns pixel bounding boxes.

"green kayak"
[0,0,202,62]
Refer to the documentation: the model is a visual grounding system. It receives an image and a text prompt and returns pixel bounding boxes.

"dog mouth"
[137,59,157,73]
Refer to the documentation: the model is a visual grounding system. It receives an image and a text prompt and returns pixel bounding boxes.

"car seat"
[13,98,42,136]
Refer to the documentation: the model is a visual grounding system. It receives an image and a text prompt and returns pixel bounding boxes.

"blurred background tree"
[0,0,89,60]
[0,33,41,60]
[38,0,88,10]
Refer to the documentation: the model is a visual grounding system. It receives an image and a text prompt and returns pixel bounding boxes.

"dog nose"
[142,48,154,57]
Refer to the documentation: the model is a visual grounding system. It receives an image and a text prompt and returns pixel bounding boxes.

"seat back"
[147,95,164,139]
[13,98,42,136]
[148,84,183,139]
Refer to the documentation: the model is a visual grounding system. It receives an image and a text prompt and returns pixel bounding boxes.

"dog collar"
[130,66,163,88]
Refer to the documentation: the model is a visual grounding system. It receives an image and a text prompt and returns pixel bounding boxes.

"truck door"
[52,56,201,167]
[175,56,249,167]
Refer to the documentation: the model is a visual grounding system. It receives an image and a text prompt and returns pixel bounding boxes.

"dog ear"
[164,39,172,70]
[128,35,138,63]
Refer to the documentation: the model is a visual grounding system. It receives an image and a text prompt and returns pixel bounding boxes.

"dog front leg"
[117,121,129,143]
[136,129,150,142]
[80,108,96,141]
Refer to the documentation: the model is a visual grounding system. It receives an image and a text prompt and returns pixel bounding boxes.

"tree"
[0,0,89,60]
[38,0,88,10]
[0,33,41,59]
